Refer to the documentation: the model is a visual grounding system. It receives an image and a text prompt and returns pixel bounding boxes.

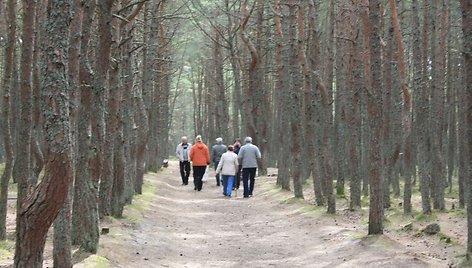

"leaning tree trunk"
[0,0,16,241]
[14,0,73,266]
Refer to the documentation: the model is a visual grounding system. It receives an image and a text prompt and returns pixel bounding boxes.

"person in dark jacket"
[232,138,242,190]
[212,137,226,186]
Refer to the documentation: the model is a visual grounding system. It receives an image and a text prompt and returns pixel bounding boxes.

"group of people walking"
[176,135,262,198]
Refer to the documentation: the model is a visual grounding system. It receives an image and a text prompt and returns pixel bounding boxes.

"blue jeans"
[242,168,257,197]
[221,175,234,197]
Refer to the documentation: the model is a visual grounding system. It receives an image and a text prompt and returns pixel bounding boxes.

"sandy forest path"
[89,161,447,268]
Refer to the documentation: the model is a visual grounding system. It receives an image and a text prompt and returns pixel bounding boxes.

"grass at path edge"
[75,172,159,267]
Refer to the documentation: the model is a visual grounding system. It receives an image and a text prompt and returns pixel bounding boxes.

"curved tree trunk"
[14,0,73,266]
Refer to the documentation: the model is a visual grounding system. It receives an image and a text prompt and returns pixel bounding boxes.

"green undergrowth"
[127,180,157,213]
[262,183,335,219]
[76,176,159,267]
[118,178,158,224]
[0,240,14,261]
[459,257,472,268]
[79,254,111,268]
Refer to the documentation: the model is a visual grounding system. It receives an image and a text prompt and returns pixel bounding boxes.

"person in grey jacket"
[238,137,262,198]
[176,136,192,185]
[212,137,227,186]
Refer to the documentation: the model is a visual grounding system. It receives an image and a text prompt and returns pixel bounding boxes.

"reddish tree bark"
[0,0,16,241]
[274,0,291,191]
[13,0,36,216]
[287,0,303,199]
[54,0,82,266]
[388,0,413,214]
[14,0,73,266]
[459,0,472,259]
[367,0,384,235]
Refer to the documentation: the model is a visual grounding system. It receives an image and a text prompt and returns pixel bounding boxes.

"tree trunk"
[346,2,362,210]
[72,1,100,252]
[388,0,413,214]
[429,0,446,211]
[459,0,472,259]
[287,0,303,199]
[30,1,45,183]
[53,0,82,266]
[306,0,325,206]
[14,0,73,266]
[13,0,36,221]
[0,0,16,241]
[367,0,384,235]
[274,0,291,191]
[102,3,122,217]
[416,0,432,214]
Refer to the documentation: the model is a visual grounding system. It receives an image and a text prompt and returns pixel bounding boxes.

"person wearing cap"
[189,135,211,191]
[176,136,192,185]
[238,137,262,198]
[216,145,239,197]
[212,137,227,186]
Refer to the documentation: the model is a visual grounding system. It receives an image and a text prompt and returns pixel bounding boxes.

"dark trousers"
[242,168,257,197]
[193,166,206,191]
[179,161,191,185]
[233,165,242,189]
[214,161,221,186]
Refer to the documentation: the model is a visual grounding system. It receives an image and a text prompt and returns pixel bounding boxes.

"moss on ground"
[80,255,111,268]
[0,240,14,261]
[119,178,158,224]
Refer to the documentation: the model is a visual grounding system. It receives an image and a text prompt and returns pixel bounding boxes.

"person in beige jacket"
[216,145,239,197]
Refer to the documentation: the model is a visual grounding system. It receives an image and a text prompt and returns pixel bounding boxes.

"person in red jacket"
[189,135,210,191]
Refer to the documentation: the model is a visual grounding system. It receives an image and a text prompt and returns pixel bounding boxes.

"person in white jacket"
[176,136,192,185]
[216,145,239,197]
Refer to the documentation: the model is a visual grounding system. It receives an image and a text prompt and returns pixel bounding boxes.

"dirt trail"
[92,161,448,268]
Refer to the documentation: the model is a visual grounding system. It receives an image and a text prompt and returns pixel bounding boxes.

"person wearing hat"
[189,135,210,191]
[212,137,227,186]
[176,136,192,185]
[238,137,262,198]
